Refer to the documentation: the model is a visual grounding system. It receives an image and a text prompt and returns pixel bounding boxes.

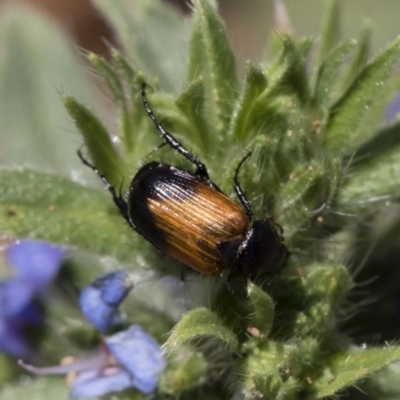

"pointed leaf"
[88,54,125,109]
[0,168,135,262]
[312,39,357,111]
[314,346,400,398]
[110,49,151,162]
[275,160,327,239]
[247,283,274,336]
[187,15,207,84]
[190,0,239,132]
[324,37,400,154]
[341,141,400,204]
[267,36,310,105]
[341,25,371,91]
[165,307,238,352]
[63,95,125,186]
[159,347,208,395]
[316,0,341,65]
[175,77,211,152]
[111,48,137,90]
[230,62,269,141]
[88,53,132,151]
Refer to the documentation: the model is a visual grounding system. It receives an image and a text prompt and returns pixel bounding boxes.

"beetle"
[78,84,289,282]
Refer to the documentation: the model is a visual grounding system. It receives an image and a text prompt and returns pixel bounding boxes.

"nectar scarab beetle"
[78,84,289,282]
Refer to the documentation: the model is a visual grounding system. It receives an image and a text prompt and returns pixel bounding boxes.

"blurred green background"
[0,0,399,175]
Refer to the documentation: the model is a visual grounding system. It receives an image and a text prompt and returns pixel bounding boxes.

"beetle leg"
[269,216,284,237]
[77,149,134,229]
[233,152,253,220]
[141,83,210,179]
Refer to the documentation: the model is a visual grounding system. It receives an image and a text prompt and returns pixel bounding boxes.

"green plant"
[2,0,400,399]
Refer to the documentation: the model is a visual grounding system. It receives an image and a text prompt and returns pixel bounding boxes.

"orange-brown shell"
[128,162,249,276]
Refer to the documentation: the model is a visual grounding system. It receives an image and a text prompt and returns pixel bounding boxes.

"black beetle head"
[238,219,289,281]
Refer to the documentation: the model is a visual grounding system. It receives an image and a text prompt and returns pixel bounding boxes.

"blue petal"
[0,279,36,317]
[105,325,165,394]
[79,271,132,333]
[70,366,133,399]
[7,240,64,290]
[91,271,133,306]
[79,287,116,333]
[0,319,32,358]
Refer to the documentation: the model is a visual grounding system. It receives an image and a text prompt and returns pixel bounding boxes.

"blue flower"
[105,325,165,394]
[19,271,165,398]
[0,240,64,358]
[79,271,133,333]
[7,240,65,290]
[20,325,166,399]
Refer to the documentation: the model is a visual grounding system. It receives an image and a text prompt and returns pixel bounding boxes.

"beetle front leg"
[141,83,210,179]
[77,149,135,230]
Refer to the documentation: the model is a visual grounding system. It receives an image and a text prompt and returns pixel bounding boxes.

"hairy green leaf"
[341,25,371,91]
[302,263,352,308]
[189,0,239,132]
[159,347,208,395]
[275,160,327,239]
[165,307,238,352]
[266,36,311,105]
[242,341,301,399]
[324,37,400,154]
[88,53,133,151]
[312,40,357,112]
[314,346,400,398]
[341,143,400,204]
[230,62,269,141]
[288,263,351,339]
[63,95,126,186]
[316,0,340,65]
[0,168,136,262]
[175,77,211,152]
[247,283,275,336]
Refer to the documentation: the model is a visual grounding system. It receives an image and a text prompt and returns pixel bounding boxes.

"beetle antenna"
[77,149,133,228]
[234,152,253,220]
[141,83,210,179]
